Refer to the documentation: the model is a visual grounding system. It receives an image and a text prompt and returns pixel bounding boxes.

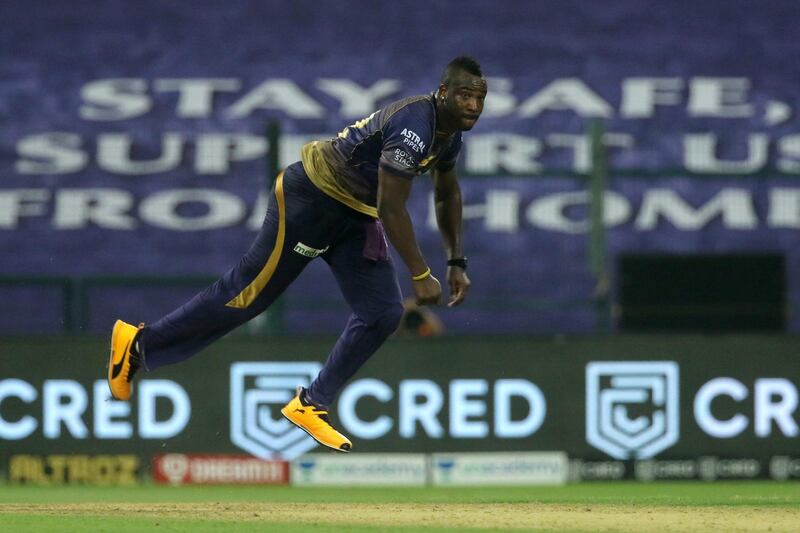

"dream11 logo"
[229,362,321,460]
[586,361,680,459]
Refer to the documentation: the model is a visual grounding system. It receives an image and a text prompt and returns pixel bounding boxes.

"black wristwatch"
[447,257,468,270]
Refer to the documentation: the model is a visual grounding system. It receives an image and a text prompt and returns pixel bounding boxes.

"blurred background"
[1,0,798,486]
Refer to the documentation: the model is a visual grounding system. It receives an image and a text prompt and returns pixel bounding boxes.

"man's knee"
[371,302,404,336]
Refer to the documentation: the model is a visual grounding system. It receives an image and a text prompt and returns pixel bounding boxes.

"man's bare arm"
[432,166,463,260]
[432,166,470,307]
[377,169,442,305]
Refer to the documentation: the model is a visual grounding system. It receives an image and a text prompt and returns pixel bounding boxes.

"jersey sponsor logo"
[229,362,322,460]
[293,242,329,258]
[401,128,425,153]
[393,149,414,168]
[585,361,680,459]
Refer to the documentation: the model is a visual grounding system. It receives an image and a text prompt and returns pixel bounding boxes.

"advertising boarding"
[1,336,797,481]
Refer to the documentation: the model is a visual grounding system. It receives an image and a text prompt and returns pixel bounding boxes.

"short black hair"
[441,56,483,84]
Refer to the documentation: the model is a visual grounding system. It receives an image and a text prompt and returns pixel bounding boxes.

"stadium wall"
[2,0,800,334]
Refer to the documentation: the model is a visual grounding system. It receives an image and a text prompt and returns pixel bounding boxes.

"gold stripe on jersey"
[225,171,286,309]
[301,141,378,218]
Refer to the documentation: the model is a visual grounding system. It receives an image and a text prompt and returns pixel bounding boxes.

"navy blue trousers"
[140,162,404,406]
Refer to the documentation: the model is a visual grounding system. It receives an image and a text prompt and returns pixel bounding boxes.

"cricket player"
[107,56,487,452]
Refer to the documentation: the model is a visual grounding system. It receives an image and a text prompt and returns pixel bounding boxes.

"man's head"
[437,56,487,132]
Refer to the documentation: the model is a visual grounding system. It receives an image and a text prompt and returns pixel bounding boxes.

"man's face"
[440,71,488,131]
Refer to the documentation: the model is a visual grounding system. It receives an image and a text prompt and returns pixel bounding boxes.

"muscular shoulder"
[380,95,435,153]
[382,94,434,122]
[376,95,440,179]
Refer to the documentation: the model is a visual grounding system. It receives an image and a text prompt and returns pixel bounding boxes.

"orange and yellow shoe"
[281,387,352,452]
[107,319,144,401]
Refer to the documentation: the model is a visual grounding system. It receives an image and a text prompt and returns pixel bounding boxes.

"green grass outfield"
[1,482,798,532]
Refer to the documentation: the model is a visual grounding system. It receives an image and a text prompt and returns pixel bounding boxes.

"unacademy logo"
[297,459,317,482]
[585,361,679,459]
[435,458,457,482]
[230,362,322,460]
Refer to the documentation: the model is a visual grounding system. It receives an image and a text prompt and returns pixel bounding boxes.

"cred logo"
[586,361,679,459]
[229,362,321,460]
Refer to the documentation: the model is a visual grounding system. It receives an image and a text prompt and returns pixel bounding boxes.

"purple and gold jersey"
[300,94,462,217]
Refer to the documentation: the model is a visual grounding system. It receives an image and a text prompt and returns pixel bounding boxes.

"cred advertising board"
[0,336,798,478]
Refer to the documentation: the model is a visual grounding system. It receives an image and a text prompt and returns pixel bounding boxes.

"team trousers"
[138,161,404,406]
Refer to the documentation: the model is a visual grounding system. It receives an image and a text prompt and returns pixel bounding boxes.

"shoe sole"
[280,408,351,453]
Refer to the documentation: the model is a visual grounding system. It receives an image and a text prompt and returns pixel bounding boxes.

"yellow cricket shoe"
[281,387,352,452]
[107,319,143,401]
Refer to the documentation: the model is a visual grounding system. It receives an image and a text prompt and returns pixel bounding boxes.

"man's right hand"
[413,274,442,306]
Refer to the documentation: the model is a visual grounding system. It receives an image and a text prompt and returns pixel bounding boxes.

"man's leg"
[108,163,330,400]
[281,217,403,452]
[141,169,311,369]
[307,219,404,407]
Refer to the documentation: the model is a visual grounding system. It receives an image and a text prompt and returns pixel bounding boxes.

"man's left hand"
[446,267,470,307]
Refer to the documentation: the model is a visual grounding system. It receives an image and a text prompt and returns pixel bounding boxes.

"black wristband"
[447,257,468,270]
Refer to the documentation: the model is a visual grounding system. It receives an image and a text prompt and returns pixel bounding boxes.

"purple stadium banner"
[1,0,799,333]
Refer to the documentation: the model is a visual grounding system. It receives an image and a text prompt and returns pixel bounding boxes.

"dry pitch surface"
[1,483,799,532]
[2,501,799,532]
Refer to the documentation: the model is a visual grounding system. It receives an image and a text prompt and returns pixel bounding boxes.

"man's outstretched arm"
[377,169,442,305]
[432,166,470,307]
